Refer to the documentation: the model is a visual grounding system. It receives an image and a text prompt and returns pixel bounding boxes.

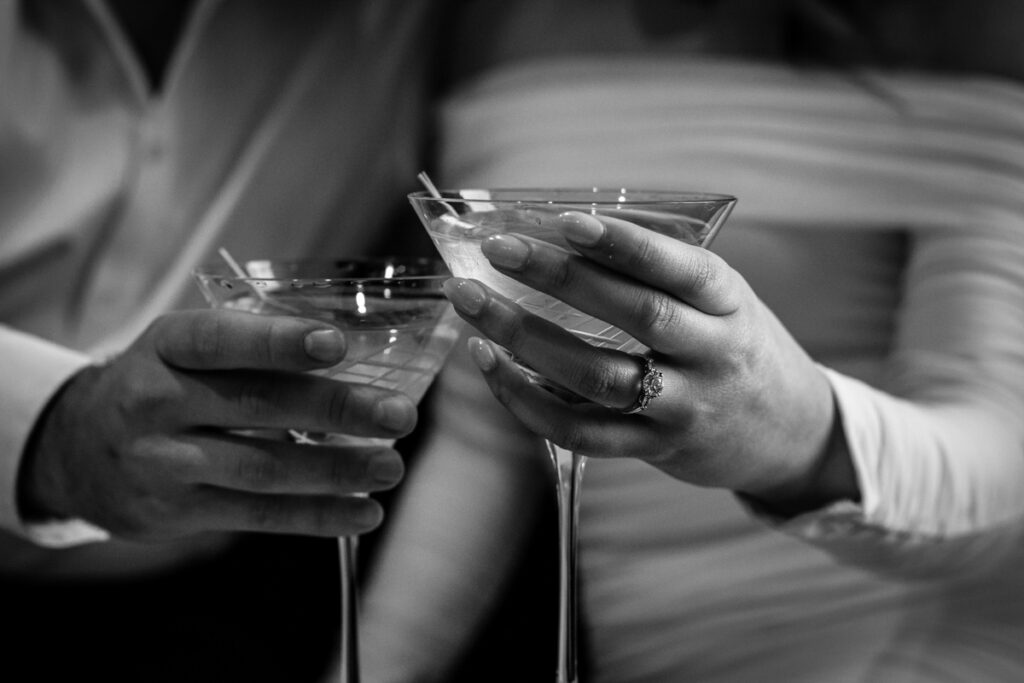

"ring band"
[625,356,663,414]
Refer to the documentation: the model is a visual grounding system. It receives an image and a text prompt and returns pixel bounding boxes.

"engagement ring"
[625,356,663,414]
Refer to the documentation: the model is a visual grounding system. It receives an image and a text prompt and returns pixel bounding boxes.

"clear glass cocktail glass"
[193,257,460,683]
[409,188,734,683]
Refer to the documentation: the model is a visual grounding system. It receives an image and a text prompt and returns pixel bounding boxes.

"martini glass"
[409,188,735,683]
[193,257,460,683]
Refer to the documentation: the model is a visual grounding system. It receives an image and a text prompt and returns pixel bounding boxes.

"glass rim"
[192,256,450,285]
[407,187,737,206]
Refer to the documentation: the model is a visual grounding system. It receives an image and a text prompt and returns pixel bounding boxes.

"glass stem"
[548,441,585,683]
[338,535,360,683]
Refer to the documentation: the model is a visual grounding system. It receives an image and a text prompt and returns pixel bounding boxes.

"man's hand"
[18,309,416,541]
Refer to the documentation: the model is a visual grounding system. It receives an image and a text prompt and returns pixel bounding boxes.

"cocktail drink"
[193,258,460,683]
[409,189,734,683]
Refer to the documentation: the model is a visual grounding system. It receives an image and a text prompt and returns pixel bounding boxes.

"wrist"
[741,398,860,518]
[17,364,97,524]
[17,365,113,547]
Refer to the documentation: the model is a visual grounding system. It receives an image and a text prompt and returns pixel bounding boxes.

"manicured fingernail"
[442,278,486,315]
[482,234,530,270]
[370,451,404,485]
[468,337,496,371]
[558,211,604,246]
[304,328,345,362]
[375,396,416,432]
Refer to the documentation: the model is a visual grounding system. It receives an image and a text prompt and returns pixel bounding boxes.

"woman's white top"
[438,55,1024,682]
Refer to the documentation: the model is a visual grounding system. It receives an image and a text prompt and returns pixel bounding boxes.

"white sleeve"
[757,225,1024,579]
[0,325,109,545]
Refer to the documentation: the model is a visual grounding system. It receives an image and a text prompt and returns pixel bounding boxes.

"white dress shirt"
[0,0,433,544]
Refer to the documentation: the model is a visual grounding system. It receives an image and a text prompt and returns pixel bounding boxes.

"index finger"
[149,309,347,371]
[555,211,739,316]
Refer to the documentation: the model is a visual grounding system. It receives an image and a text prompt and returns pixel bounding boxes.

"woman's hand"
[19,309,416,541]
[443,210,858,512]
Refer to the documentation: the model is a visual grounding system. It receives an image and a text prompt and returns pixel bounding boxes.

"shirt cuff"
[0,326,98,544]
[737,365,1024,579]
[24,517,112,547]
[740,494,894,543]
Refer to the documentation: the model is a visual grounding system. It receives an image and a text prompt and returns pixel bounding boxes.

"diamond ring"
[624,356,663,414]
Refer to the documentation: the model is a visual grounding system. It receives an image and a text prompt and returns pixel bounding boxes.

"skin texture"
[444,210,858,514]
[18,309,417,541]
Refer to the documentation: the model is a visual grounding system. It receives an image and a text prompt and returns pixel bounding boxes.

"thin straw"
[217,247,305,316]
[218,246,268,302]
[416,171,443,199]
[416,171,460,217]
[218,246,249,278]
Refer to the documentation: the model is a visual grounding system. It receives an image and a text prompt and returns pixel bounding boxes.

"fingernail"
[375,396,416,432]
[482,234,530,270]
[304,328,345,362]
[558,211,604,246]
[370,451,405,485]
[468,337,496,371]
[356,500,384,530]
[442,278,486,315]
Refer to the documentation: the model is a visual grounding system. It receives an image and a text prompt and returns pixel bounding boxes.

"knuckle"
[546,256,579,292]
[236,455,282,490]
[322,385,353,427]
[235,377,277,421]
[569,360,623,405]
[327,453,355,492]
[625,233,661,271]
[108,386,141,432]
[110,362,172,418]
[187,313,228,364]
[501,311,533,351]
[309,499,337,534]
[634,291,679,333]
[170,441,207,481]
[489,376,517,411]
[261,316,294,365]
[247,496,283,530]
[687,251,720,293]
[134,435,190,478]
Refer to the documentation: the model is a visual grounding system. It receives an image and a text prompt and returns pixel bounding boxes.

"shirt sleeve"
[0,325,102,542]
[750,224,1024,580]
